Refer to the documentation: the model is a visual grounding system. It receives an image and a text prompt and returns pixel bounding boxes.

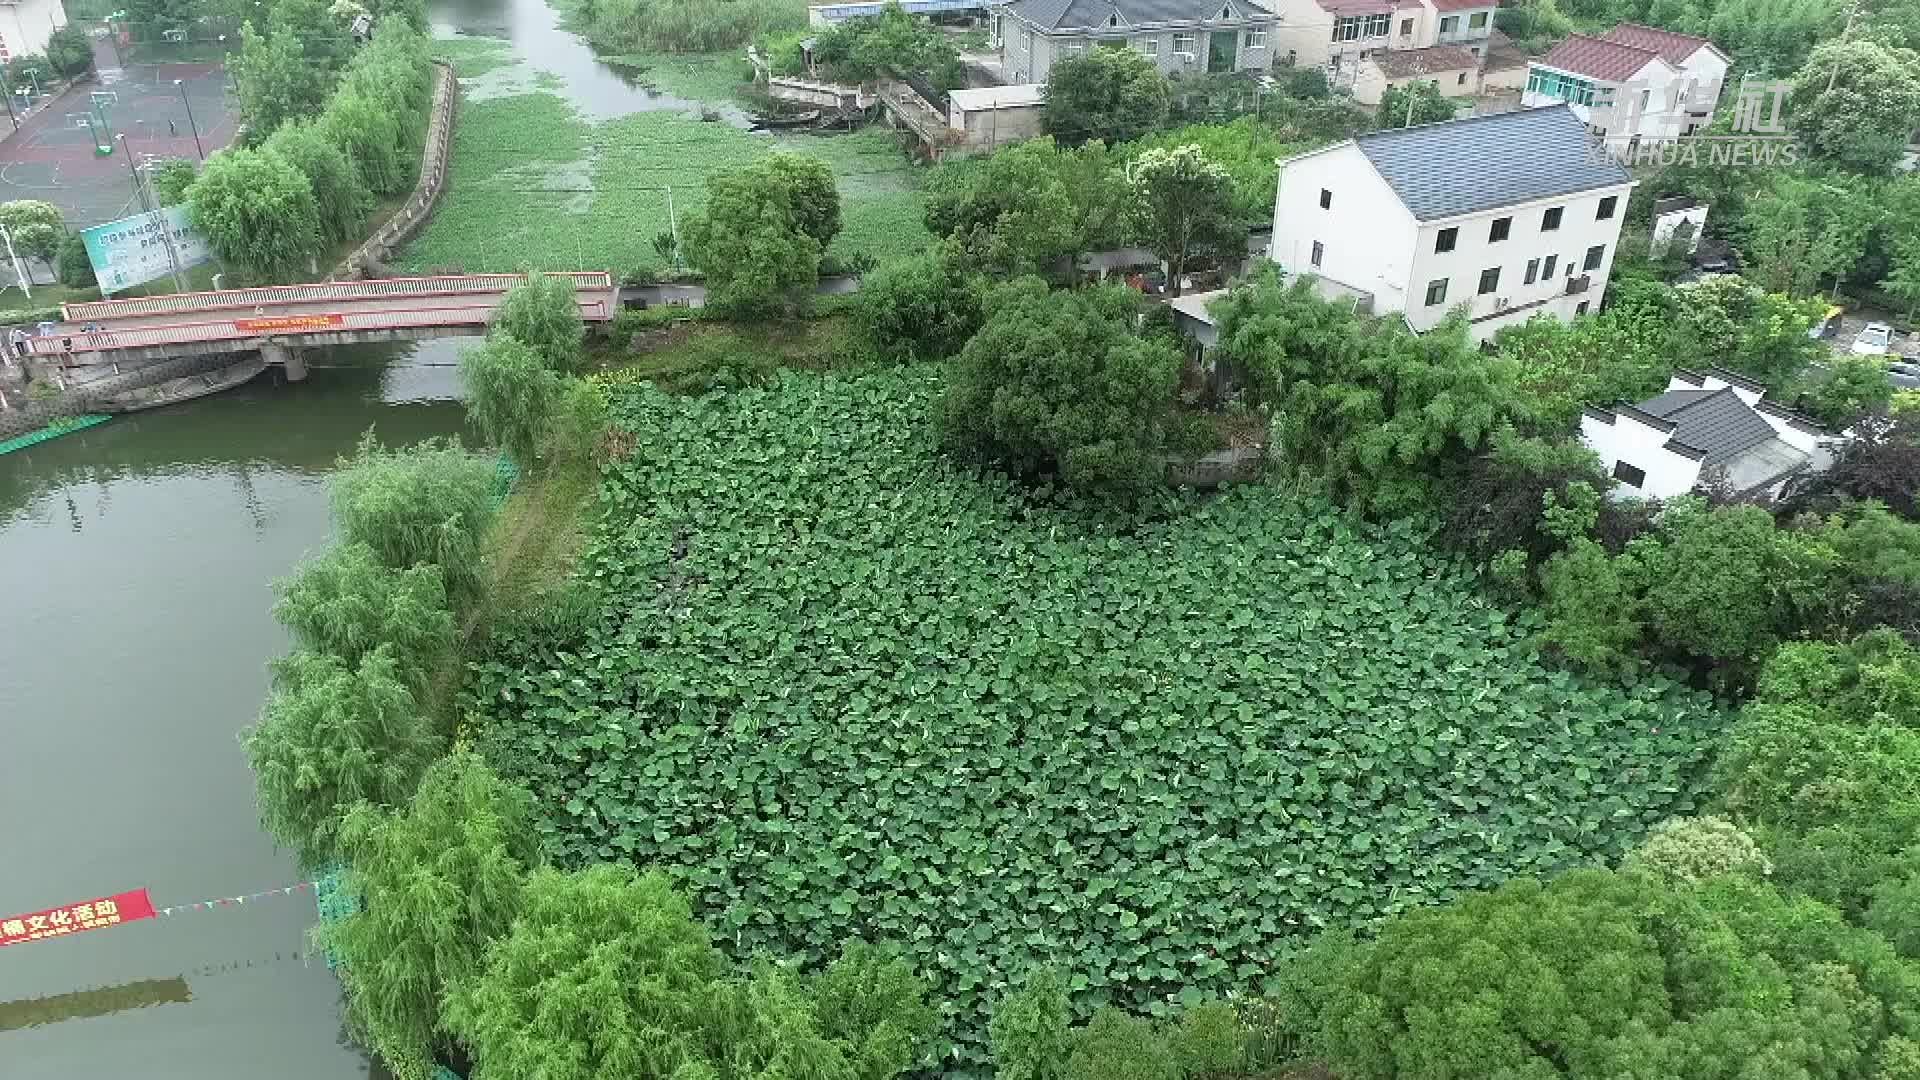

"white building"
[1524,25,1727,144]
[947,83,1046,153]
[993,0,1279,85]
[1266,0,1493,82]
[1353,43,1478,107]
[2,0,69,63]
[1581,369,1845,500]
[1269,104,1634,343]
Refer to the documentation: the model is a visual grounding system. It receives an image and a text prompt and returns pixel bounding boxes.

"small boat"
[98,357,267,413]
[752,109,822,129]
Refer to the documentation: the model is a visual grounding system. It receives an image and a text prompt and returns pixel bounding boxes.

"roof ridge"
[1665,385,1742,418]
[1354,101,1578,142]
[1553,31,1663,60]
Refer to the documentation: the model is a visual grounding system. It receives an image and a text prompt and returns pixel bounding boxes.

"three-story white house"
[1268,105,1635,342]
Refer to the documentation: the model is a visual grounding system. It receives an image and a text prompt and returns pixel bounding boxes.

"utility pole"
[1827,1,1860,92]
[0,223,33,299]
[118,134,187,293]
[174,79,204,160]
[1405,86,1416,127]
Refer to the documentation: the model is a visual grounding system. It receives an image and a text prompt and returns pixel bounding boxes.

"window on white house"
[1524,258,1539,284]
[1468,11,1488,28]
[1400,17,1413,34]
[1425,278,1448,306]
[1489,216,1511,242]
[1584,244,1605,271]
[1440,15,1458,32]
[1311,241,1324,267]
[1138,36,1159,56]
[1319,188,1332,209]
[1542,253,1558,278]
[1597,195,1618,219]
[1333,16,1361,41]
[1612,460,1646,487]
[1364,13,1390,35]
[1435,227,1458,253]
[1245,29,1267,48]
[1457,72,1467,84]
[1478,267,1500,294]
[1576,300,1591,315]
[1173,32,1197,54]
[1542,206,1563,231]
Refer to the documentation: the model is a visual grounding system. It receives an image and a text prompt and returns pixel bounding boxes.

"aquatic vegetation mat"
[467,369,1728,1068]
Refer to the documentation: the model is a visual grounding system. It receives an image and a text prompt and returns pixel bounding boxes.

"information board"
[80,206,212,295]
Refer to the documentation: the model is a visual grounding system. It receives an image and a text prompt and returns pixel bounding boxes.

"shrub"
[810,942,941,1080]
[991,970,1072,1080]
[271,541,455,691]
[1624,815,1774,885]
[1168,1000,1249,1080]
[1066,1009,1178,1080]
[243,647,442,868]
[938,278,1180,497]
[329,433,499,608]
[44,25,94,77]
[683,154,841,315]
[1044,47,1169,146]
[488,273,586,372]
[56,233,94,288]
[324,753,543,1080]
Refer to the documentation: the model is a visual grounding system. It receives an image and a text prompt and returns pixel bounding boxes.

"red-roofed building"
[1599,23,1730,130]
[1523,32,1692,144]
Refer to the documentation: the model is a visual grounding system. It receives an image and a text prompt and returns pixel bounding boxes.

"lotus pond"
[466,368,1729,1070]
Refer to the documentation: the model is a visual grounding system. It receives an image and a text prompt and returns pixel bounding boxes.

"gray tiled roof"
[1354,105,1632,221]
[1639,386,1776,464]
[1002,0,1273,31]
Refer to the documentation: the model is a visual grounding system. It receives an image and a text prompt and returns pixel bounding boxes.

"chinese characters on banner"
[233,314,346,334]
[0,889,157,947]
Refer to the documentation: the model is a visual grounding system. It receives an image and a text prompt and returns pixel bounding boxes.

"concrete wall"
[951,101,1045,150]
[1270,144,1417,313]
[1354,63,1479,106]
[1581,407,1703,499]
[0,0,67,62]
[334,60,457,280]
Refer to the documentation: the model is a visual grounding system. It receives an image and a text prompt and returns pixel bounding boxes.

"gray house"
[994,0,1280,84]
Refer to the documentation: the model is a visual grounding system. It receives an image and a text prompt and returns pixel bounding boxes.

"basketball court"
[0,56,237,229]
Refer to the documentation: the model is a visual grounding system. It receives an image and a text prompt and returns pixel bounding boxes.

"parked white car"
[1852,322,1894,356]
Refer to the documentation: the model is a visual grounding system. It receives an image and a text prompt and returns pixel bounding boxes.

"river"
[0,346,468,1079]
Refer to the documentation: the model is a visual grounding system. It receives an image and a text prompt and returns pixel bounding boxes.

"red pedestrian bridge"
[23,272,618,380]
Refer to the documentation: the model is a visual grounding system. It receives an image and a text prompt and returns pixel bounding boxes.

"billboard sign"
[81,206,213,295]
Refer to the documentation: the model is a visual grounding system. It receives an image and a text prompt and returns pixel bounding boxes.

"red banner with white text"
[0,889,157,947]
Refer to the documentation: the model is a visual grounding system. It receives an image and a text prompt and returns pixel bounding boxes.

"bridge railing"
[62,272,616,323]
[23,293,614,357]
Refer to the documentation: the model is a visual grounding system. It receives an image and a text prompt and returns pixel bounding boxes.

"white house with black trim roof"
[1268,105,1635,343]
[992,0,1280,84]
[1580,368,1848,501]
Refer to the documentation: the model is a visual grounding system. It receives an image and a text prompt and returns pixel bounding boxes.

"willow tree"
[271,541,454,692]
[460,336,566,464]
[330,433,498,608]
[488,273,585,373]
[243,647,442,868]
[324,753,543,1080]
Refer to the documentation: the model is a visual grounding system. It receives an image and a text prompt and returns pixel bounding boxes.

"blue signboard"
[80,206,212,295]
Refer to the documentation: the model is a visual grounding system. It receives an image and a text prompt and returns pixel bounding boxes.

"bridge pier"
[262,342,306,382]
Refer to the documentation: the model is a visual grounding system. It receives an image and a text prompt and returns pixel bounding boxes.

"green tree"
[1066,1009,1178,1080]
[813,1,961,86]
[990,969,1072,1080]
[1740,173,1878,299]
[1043,47,1169,146]
[270,0,359,74]
[1128,144,1241,298]
[1673,272,1827,385]
[460,336,566,464]
[1707,0,1840,76]
[1867,0,1920,51]
[809,942,941,1080]
[939,278,1180,497]
[243,647,442,868]
[150,159,199,206]
[1623,815,1774,885]
[1882,233,1920,320]
[924,139,1126,277]
[271,541,454,691]
[232,23,337,137]
[263,119,373,244]
[324,86,410,195]
[1377,79,1457,128]
[0,198,64,264]
[488,273,585,372]
[185,145,322,280]
[1796,354,1894,429]
[1214,269,1525,518]
[1791,39,1920,174]
[56,233,95,288]
[329,433,498,608]
[851,247,986,362]
[1491,307,1673,430]
[323,752,543,1080]
[124,0,197,37]
[683,154,841,315]
[1124,117,1300,224]
[43,26,94,77]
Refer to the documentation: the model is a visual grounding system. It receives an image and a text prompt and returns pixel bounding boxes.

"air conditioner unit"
[1173,51,1197,62]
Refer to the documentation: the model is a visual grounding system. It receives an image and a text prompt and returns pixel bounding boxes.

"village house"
[1352,43,1479,107]
[1267,104,1634,343]
[1523,24,1728,144]
[1264,0,1494,86]
[1581,369,1846,500]
[992,0,1280,85]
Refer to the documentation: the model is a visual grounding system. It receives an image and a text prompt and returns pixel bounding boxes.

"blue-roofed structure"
[808,0,991,26]
[1351,104,1634,222]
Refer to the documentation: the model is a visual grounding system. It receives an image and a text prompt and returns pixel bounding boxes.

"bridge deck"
[62,272,615,322]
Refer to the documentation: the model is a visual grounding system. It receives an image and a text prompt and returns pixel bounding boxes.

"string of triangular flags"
[156,881,315,917]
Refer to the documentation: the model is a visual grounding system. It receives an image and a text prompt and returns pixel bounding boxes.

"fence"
[332,60,458,281]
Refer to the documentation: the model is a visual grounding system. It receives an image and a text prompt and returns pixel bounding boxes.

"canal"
[0,345,468,1078]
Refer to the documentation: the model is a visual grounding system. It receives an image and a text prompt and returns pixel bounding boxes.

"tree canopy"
[924,139,1128,277]
[0,199,65,263]
[684,154,842,314]
[460,336,567,464]
[185,145,323,280]
[488,273,586,372]
[1376,80,1457,128]
[329,434,499,608]
[272,541,454,691]
[939,278,1181,496]
[1127,144,1241,298]
[1791,39,1920,174]
[1043,48,1170,147]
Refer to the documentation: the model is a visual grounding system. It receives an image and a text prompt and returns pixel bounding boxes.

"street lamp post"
[174,79,204,160]
[118,133,188,294]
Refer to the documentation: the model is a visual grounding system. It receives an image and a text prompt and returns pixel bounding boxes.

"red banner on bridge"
[1,889,157,948]
[234,314,344,333]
